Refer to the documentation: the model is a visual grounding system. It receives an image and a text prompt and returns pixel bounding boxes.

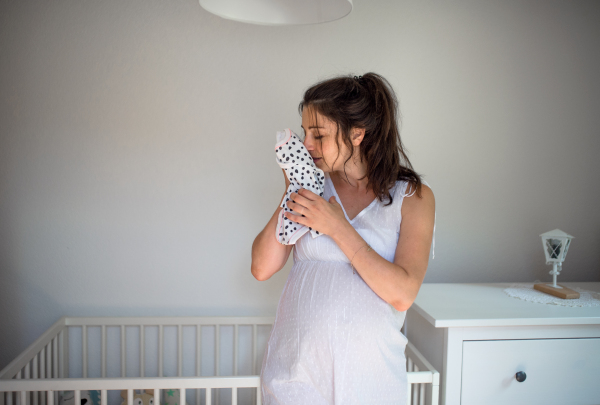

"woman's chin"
[314,161,328,171]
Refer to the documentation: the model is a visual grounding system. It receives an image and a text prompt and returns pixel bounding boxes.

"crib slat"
[251,325,257,405]
[233,325,238,376]
[75,390,80,405]
[127,389,133,405]
[32,352,38,405]
[178,325,183,377]
[140,325,144,377]
[24,363,30,405]
[82,326,87,378]
[419,382,425,405]
[53,336,58,378]
[179,389,185,405]
[413,364,420,405]
[195,326,201,405]
[196,325,202,377]
[252,325,256,375]
[159,325,164,377]
[40,348,45,379]
[154,389,160,405]
[58,330,64,379]
[197,324,202,405]
[47,391,53,405]
[215,326,219,376]
[46,342,51,379]
[215,325,220,405]
[40,348,45,405]
[20,390,26,405]
[100,390,107,405]
[256,386,262,405]
[15,371,21,405]
[62,327,69,379]
[196,324,203,405]
[121,326,126,377]
[44,343,52,378]
[101,325,106,378]
[204,388,211,405]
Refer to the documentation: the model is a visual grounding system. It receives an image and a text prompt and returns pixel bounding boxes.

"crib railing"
[0,317,272,405]
[0,316,439,405]
[405,340,440,405]
[0,378,260,405]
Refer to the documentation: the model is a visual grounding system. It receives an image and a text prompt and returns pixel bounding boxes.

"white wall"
[1,0,599,371]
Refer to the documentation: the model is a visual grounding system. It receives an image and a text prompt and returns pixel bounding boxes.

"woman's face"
[301,107,348,173]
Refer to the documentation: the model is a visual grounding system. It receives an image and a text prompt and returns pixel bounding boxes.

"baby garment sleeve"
[274,128,326,245]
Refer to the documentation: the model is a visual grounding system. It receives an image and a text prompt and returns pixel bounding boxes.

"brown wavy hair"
[298,72,423,206]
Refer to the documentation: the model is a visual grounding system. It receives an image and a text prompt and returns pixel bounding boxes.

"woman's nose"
[303,136,314,151]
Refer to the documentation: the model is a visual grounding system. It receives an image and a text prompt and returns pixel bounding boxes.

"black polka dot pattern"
[274,128,326,245]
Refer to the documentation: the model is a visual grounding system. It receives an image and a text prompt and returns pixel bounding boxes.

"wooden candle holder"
[533,283,580,299]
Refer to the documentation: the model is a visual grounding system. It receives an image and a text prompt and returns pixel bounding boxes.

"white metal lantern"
[534,229,578,299]
[199,0,353,26]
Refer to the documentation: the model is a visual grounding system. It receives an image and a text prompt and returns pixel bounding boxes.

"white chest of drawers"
[404,282,600,405]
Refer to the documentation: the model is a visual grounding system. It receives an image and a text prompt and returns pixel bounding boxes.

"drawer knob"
[515,371,527,382]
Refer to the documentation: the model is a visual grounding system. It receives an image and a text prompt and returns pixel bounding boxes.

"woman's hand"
[284,188,349,237]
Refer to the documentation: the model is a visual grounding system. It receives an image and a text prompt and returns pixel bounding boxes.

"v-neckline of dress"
[326,172,378,223]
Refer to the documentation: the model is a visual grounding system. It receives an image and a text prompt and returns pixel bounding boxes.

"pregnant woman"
[251,73,436,404]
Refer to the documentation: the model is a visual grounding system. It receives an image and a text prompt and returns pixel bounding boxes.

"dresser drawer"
[461,338,600,405]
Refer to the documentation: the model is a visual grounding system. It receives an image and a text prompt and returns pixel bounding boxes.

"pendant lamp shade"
[199,0,353,26]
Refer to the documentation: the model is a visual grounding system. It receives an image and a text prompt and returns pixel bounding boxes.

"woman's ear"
[351,128,365,146]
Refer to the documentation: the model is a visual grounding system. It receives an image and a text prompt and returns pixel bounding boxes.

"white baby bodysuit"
[275,128,325,245]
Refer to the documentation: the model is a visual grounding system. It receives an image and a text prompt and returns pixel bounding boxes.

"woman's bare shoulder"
[395,179,433,196]
[401,182,435,215]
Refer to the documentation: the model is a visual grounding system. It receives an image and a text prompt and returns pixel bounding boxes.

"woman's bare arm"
[251,170,294,281]
[326,184,435,311]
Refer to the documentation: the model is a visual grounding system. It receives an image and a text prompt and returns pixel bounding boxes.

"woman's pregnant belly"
[272,260,402,348]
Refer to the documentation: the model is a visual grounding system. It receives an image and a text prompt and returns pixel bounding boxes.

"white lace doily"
[503,282,600,307]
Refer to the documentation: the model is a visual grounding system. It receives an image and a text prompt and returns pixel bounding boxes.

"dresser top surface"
[412,282,600,328]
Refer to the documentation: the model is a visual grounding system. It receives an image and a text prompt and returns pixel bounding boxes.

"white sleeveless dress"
[260,172,433,405]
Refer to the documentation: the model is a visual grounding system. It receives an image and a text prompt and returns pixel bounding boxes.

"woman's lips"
[313,157,321,162]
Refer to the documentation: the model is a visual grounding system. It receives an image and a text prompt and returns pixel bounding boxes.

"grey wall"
[1,0,599,371]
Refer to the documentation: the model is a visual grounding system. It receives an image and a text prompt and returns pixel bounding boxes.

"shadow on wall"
[0,267,64,372]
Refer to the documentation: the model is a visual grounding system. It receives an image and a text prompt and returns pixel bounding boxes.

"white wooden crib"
[0,316,439,405]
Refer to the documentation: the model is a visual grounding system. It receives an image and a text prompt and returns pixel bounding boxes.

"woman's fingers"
[286,199,306,214]
[284,213,306,227]
[289,189,317,205]
[286,188,324,220]
[296,188,318,200]
[284,206,307,223]
[288,192,314,208]
[298,188,318,198]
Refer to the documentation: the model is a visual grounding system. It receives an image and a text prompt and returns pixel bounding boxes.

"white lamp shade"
[199,0,353,26]
[540,229,574,264]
